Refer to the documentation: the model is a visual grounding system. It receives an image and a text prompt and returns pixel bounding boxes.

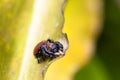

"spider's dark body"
[33,39,63,63]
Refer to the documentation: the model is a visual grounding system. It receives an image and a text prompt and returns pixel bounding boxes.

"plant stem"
[18,0,68,80]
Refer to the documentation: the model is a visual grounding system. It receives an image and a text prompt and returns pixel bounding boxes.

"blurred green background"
[74,0,120,80]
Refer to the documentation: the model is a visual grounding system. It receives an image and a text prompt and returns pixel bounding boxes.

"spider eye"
[55,42,63,49]
[47,39,54,43]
